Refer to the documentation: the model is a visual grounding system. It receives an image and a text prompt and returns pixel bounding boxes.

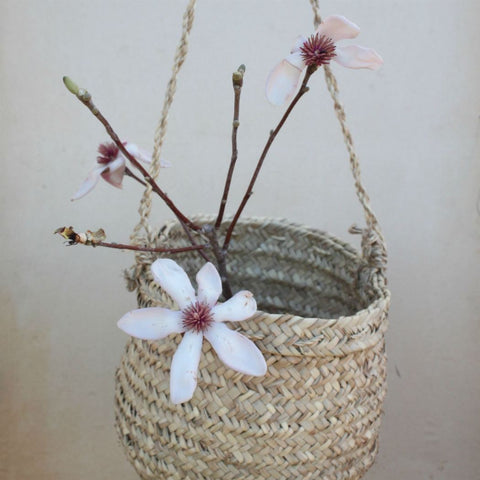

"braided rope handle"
[131,0,197,244]
[310,0,387,270]
[132,0,387,271]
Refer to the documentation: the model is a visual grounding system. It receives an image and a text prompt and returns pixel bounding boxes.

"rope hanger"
[132,0,386,271]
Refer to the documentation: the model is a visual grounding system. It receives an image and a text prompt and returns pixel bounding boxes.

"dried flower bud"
[54,226,78,245]
[54,226,106,246]
[84,228,106,245]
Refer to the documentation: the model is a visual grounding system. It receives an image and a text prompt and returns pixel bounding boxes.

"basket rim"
[252,289,390,325]
[148,214,390,324]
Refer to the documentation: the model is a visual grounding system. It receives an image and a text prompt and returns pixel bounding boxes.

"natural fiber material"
[115,216,390,480]
[117,4,390,479]
[309,0,387,272]
[131,0,197,244]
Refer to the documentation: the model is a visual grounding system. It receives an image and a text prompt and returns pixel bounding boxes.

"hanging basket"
[113,1,389,478]
[115,215,390,480]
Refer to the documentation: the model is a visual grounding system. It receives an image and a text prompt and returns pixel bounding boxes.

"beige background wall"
[1,1,479,479]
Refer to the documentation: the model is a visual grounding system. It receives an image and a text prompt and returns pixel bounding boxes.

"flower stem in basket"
[96,241,207,254]
[54,226,208,254]
[222,66,316,252]
[179,221,212,263]
[215,65,245,229]
[201,224,233,299]
[62,76,200,232]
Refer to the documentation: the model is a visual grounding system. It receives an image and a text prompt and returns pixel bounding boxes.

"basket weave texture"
[115,216,390,480]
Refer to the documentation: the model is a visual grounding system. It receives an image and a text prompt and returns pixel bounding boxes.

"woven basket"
[115,215,390,480]
[114,3,389,478]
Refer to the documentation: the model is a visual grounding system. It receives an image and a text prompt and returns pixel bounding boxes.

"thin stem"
[202,224,233,299]
[63,78,200,231]
[178,220,212,263]
[215,66,245,229]
[113,167,211,261]
[124,167,147,186]
[223,67,315,251]
[55,226,209,255]
[94,242,207,254]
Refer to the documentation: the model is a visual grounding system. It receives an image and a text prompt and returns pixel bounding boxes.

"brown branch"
[124,167,147,186]
[54,226,208,254]
[95,242,207,254]
[202,224,232,299]
[215,65,245,229]
[223,66,316,251]
[125,162,210,261]
[178,220,212,263]
[62,77,200,231]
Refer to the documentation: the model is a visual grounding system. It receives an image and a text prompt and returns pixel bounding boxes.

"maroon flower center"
[182,301,214,334]
[300,34,336,67]
[97,142,119,164]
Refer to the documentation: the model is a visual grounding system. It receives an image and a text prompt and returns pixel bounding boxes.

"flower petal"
[196,262,222,307]
[151,259,196,309]
[124,143,151,163]
[160,158,171,168]
[212,290,257,322]
[291,35,308,54]
[334,45,383,70]
[265,58,303,106]
[71,165,107,200]
[117,307,184,340]
[204,322,267,376]
[316,15,360,42]
[285,50,306,70]
[100,156,125,188]
[170,331,203,404]
[123,142,170,167]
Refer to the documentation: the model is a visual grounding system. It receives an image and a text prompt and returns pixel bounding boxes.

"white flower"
[266,15,384,106]
[71,142,169,200]
[117,259,267,404]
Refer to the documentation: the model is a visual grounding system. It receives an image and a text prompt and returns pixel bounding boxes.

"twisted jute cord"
[131,0,197,246]
[309,0,387,273]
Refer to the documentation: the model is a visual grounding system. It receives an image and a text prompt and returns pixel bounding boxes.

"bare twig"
[223,66,316,251]
[215,65,245,229]
[179,220,212,263]
[54,226,208,254]
[124,167,147,186]
[95,242,207,254]
[62,76,200,232]
[202,224,233,299]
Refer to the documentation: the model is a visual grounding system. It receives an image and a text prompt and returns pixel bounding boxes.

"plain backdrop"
[1,1,479,479]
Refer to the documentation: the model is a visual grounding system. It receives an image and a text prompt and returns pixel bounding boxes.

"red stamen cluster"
[182,301,214,334]
[300,34,336,67]
[97,142,119,164]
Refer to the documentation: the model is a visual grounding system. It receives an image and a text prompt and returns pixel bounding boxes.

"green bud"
[63,76,79,95]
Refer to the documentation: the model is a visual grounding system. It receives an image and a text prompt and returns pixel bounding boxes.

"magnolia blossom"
[266,15,383,106]
[71,142,168,200]
[117,259,267,404]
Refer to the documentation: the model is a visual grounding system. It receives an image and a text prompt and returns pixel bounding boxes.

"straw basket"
[115,215,390,480]
[114,2,389,478]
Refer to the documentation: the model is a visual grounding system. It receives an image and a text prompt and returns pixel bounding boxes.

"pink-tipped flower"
[266,15,383,106]
[71,142,168,200]
[117,259,267,404]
